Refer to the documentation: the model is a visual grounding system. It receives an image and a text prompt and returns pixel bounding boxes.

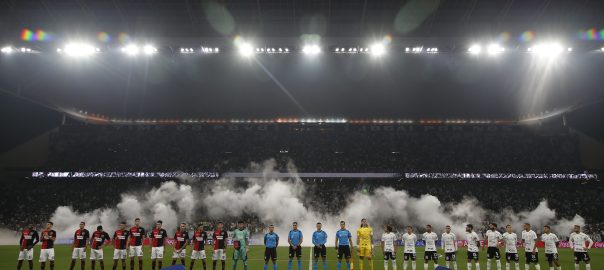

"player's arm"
[335,233,339,249]
[356,230,360,246]
[299,233,303,247]
[50,231,57,242]
[586,235,594,250]
[276,234,280,247]
[31,231,39,248]
[380,237,385,253]
[370,230,374,252]
[312,232,318,247]
[288,232,292,247]
[264,234,268,246]
[19,232,24,250]
[348,232,353,248]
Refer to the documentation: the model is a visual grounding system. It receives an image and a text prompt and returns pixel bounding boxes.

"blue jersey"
[312,230,328,246]
[288,229,303,246]
[336,229,352,246]
[264,232,279,248]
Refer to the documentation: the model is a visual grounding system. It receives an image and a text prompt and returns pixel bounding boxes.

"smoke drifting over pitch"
[48,160,584,244]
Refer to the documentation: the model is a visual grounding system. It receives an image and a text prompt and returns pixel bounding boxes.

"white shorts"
[72,248,86,260]
[114,249,128,260]
[213,249,226,261]
[172,249,187,259]
[90,249,104,260]
[191,250,207,260]
[18,249,34,261]
[39,249,55,262]
[151,247,164,259]
[129,245,143,257]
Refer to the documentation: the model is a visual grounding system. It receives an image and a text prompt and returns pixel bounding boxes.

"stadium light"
[142,44,158,55]
[370,43,386,56]
[238,42,254,57]
[487,44,504,56]
[302,45,321,55]
[468,44,482,54]
[601,47,604,52]
[62,43,97,57]
[530,42,564,56]
[1,46,13,54]
[121,44,140,56]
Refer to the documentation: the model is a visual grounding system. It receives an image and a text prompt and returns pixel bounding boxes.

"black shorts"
[525,252,539,263]
[467,251,479,261]
[264,248,277,261]
[487,247,501,259]
[424,251,438,261]
[545,253,559,262]
[505,253,519,262]
[403,253,416,261]
[337,246,351,259]
[289,246,302,258]
[383,251,396,260]
[573,252,590,262]
[313,245,326,258]
[445,252,456,261]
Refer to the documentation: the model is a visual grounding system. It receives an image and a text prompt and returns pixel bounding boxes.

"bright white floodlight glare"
[487,44,504,55]
[142,45,158,55]
[238,42,254,57]
[531,42,564,56]
[63,43,97,57]
[121,44,140,56]
[601,47,604,52]
[468,44,482,54]
[302,45,321,55]
[1,46,13,54]
[370,43,386,56]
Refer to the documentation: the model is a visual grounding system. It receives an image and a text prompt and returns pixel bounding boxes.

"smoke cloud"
[42,160,583,244]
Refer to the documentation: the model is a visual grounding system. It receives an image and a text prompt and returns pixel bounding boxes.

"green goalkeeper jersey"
[233,228,250,249]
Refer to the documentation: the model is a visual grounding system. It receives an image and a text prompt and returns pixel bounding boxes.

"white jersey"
[381,232,397,252]
[422,232,438,251]
[485,230,503,247]
[502,232,518,253]
[402,233,417,254]
[569,232,593,252]
[441,232,457,253]
[522,230,538,252]
[465,231,480,252]
[541,233,559,254]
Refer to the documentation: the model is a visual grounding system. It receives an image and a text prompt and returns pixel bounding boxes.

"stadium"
[1,0,604,270]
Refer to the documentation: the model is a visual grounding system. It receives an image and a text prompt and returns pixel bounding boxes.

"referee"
[312,223,328,270]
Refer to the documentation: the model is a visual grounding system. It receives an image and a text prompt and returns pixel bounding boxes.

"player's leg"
[466,252,472,270]
[423,252,429,270]
[583,252,592,270]
[181,251,187,266]
[383,253,389,270]
[367,248,373,270]
[410,254,416,270]
[190,253,196,270]
[27,250,34,270]
[403,254,408,270]
[321,246,327,270]
[337,247,343,270]
[553,254,561,270]
[495,249,502,270]
[288,247,294,270]
[313,247,318,270]
[232,249,239,270]
[359,248,365,270]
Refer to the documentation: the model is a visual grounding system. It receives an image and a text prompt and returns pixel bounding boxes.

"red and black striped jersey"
[192,230,208,251]
[151,229,168,247]
[174,230,190,249]
[213,230,228,250]
[73,229,90,248]
[91,231,111,250]
[20,229,39,249]
[113,229,130,249]
[40,230,56,249]
[129,226,146,246]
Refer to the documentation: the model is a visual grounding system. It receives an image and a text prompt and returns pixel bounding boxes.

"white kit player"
[402,226,417,270]
[541,225,561,270]
[441,225,458,270]
[485,223,503,270]
[569,225,594,270]
[465,224,481,270]
[502,225,520,270]
[422,224,439,270]
[381,225,397,270]
[521,223,540,270]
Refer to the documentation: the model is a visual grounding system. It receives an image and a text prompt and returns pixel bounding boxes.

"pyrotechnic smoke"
[43,159,583,244]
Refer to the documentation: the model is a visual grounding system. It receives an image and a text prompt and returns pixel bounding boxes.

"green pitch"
[1,245,602,270]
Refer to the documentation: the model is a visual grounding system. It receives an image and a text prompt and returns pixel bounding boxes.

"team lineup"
[16,218,595,270]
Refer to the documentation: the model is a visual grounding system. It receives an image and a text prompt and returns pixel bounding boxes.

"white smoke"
[0,228,21,245]
[41,160,584,243]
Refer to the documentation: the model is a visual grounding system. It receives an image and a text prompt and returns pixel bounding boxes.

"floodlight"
[370,43,386,56]
[487,44,504,55]
[143,45,157,55]
[63,43,96,57]
[302,45,321,55]
[468,44,482,54]
[122,44,140,55]
[238,42,254,57]
[1,46,13,54]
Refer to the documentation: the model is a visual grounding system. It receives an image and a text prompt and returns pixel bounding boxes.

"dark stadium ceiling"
[1,0,603,41]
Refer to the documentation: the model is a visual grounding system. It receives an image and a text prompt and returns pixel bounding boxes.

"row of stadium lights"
[4,42,603,57]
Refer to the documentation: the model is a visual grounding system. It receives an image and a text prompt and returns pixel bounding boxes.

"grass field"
[1,245,601,270]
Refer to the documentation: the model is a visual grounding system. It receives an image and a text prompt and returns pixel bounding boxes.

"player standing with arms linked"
[485,223,502,270]
[441,225,457,270]
[232,221,250,270]
[39,222,57,270]
[465,224,481,270]
[70,221,90,270]
[422,224,439,270]
[569,225,594,270]
[191,223,209,270]
[128,218,146,270]
[17,223,39,270]
[112,222,130,270]
[521,223,540,270]
[357,219,374,270]
[501,225,520,270]
[150,220,168,270]
[402,226,417,270]
[312,222,328,270]
[172,222,190,266]
[381,225,397,270]
[264,224,280,270]
[541,225,561,270]
[288,222,304,270]
[335,221,353,270]
[90,225,111,270]
[212,222,229,270]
